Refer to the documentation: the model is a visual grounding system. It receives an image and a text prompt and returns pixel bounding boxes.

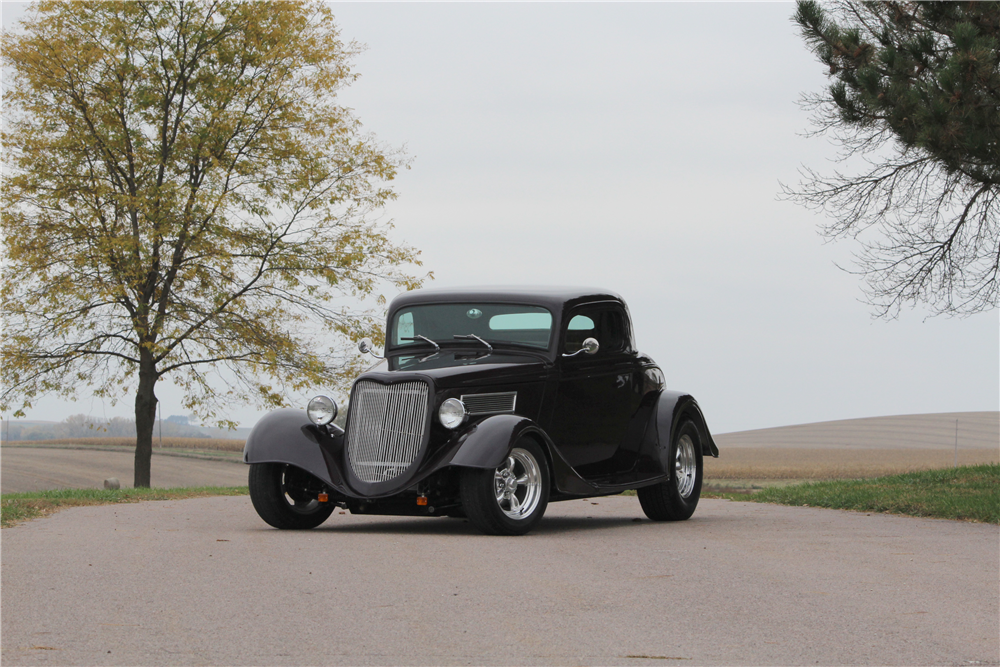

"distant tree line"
[2,414,208,442]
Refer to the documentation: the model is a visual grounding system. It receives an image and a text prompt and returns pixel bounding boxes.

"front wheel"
[249,463,335,529]
[460,438,550,535]
[637,420,704,521]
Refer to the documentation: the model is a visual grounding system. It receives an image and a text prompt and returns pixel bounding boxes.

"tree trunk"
[134,352,158,488]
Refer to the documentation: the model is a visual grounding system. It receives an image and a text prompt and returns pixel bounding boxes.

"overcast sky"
[3,2,997,434]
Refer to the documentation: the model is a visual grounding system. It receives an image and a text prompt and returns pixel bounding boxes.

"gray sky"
[3,2,997,434]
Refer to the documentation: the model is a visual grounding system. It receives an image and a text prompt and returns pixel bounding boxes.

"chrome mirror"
[562,337,600,358]
[358,337,383,359]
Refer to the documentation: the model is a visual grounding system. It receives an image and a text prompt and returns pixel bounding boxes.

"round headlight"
[307,395,337,426]
[438,398,467,429]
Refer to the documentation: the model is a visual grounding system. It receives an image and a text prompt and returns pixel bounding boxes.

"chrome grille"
[461,391,517,415]
[346,380,429,483]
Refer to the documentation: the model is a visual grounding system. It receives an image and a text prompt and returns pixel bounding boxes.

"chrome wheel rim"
[674,434,697,499]
[493,447,542,520]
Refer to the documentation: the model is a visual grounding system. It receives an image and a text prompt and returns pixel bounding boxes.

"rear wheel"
[638,420,703,521]
[249,463,335,529]
[460,438,550,535]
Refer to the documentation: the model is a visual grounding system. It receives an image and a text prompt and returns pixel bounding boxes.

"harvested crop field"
[3,436,245,452]
[4,412,997,488]
[704,446,998,480]
[709,412,998,481]
[715,411,997,450]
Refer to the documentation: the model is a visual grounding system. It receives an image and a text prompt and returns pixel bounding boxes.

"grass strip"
[705,464,999,523]
[1,485,248,528]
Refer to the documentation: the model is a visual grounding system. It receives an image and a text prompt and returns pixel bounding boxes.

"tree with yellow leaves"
[1,1,425,486]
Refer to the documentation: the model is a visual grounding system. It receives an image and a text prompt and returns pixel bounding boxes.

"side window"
[564,314,596,354]
[564,306,627,354]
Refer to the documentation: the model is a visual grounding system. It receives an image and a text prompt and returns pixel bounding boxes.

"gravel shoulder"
[1,495,997,666]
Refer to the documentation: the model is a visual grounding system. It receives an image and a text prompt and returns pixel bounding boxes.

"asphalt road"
[2,496,997,666]
[0,447,248,493]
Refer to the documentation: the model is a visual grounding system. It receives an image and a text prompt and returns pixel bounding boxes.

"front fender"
[445,414,596,496]
[242,408,340,487]
[446,415,538,469]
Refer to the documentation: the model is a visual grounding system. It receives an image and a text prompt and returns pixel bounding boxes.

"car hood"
[360,350,550,389]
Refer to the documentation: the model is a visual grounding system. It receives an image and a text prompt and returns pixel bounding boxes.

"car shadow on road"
[298,514,668,536]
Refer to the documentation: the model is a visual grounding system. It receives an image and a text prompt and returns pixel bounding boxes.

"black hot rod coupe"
[244,287,718,535]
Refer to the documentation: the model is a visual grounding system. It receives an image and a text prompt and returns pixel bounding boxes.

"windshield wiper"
[400,335,440,353]
[453,334,493,354]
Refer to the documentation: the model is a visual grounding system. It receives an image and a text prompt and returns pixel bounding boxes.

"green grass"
[5,465,997,527]
[1,485,248,528]
[705,464,1000,523]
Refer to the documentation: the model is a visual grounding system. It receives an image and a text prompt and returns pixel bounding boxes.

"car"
[244,286,719,535]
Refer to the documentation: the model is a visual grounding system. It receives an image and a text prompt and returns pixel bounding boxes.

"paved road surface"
[1,447,248,493]
[2,496,996,666]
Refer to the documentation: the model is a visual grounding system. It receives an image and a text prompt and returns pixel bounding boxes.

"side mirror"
[358,337,383,359]
[562,337,600,358]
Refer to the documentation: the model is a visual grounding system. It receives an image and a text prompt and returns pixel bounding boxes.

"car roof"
[388,286,625,314]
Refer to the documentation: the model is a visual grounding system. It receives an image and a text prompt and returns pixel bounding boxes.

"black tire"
[638,420,704,521]
[249,463,335,529]
[460,438,550,536]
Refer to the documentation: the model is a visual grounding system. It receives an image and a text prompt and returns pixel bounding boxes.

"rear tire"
[638,420,703,521]
[460,438,550,535]
[249,463,335,529]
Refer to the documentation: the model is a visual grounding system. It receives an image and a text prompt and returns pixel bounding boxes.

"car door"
[548,302,644,480]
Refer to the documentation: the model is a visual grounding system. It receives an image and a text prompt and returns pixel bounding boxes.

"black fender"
[445,414,597,496]
[242,408,341,487]
[652,390,719,460]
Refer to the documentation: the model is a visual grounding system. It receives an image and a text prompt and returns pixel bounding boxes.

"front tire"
[638,420,704,521]
[249,463,335,529]
[460,438,550,535]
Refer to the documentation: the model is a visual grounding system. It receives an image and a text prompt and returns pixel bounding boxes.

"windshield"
[390,303,553,351]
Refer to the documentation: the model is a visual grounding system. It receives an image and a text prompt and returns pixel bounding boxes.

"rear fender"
[652,391,720,460]
[242,408,340,487]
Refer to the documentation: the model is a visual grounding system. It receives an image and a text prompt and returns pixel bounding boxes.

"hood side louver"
[460,391,517,416]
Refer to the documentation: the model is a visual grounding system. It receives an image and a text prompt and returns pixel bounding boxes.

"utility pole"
[953,419,958,468]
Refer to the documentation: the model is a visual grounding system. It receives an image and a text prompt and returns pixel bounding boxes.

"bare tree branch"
[784,1,1000,317]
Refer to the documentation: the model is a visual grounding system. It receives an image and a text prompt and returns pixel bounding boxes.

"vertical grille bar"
[346,380,429,483]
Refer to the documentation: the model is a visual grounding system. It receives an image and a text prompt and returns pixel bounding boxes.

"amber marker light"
[318,493,329,502]
[416,495,429,506]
